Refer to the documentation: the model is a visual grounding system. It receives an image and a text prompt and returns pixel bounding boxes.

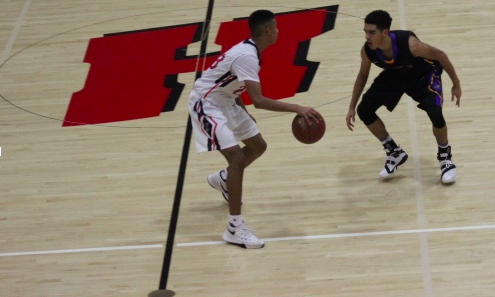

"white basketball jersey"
[192,39,260,106]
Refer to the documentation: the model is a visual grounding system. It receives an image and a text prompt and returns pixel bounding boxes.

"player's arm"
[346,46,371,131]
[409,35,461,106]
[244,80,320,123]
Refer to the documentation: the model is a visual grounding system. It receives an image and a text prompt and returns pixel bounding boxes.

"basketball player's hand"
[297,106,321,124]
[346,109,356,131]
[452,84,461,107]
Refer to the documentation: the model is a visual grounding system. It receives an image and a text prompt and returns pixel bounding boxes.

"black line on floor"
[158,0,215,291]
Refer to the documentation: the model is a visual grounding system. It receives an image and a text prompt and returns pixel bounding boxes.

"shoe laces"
[235,224,254,233]
[440,158,454,168]
[231,224,261,243]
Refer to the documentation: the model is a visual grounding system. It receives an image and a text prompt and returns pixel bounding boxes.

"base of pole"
[148,289,176,297]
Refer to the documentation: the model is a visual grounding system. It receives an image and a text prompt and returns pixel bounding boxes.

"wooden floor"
[1,0,495,296]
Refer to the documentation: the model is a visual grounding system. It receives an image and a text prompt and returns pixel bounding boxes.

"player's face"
[267,19,279,45]
[363,24,387,50]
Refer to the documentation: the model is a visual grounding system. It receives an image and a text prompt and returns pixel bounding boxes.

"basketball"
[291,115,326,144]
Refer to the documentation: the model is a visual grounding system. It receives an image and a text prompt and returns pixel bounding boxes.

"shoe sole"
[441,179,456,184]
[224,241,265,249]
[222,233,265,249]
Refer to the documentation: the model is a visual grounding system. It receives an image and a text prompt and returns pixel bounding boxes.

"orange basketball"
[291,115,325,144]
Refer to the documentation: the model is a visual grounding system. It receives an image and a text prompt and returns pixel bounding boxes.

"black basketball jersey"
[364,30,440,76]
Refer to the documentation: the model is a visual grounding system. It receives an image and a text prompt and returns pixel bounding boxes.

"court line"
[396,1,434,296]
[0,0,32,66]
[177,224,495,247]
[2,224,494,257]
[0,244,164,257]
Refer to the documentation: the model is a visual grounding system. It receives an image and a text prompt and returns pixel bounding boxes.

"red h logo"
[63,6,338,126]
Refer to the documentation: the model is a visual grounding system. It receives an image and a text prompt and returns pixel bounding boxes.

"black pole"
[158,116,193,291]
[158,0,215,291]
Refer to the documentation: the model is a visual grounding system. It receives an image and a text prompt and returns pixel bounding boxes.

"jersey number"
[209,54,226,69]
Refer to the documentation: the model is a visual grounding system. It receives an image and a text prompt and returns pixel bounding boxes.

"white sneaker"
[438,147,456,184]
[207,169,228,201]
[222,223,265,249]
[439,160,456,183]
[379,147,408,178]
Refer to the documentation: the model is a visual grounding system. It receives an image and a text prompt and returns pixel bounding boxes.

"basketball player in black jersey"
[345,10,461,184]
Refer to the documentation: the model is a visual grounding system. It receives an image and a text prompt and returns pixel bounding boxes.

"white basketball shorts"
[188,92,259,153]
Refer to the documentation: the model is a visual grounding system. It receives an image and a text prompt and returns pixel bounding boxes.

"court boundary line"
[2,224,494,257]
[177,224,495,247]
[0,244,164,257]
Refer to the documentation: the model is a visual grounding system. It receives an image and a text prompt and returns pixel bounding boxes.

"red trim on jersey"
[209,117,219,150]
[195,99,221,151]
[203,74,236,100]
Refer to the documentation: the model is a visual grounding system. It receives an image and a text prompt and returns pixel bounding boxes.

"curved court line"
[0,6,359,129]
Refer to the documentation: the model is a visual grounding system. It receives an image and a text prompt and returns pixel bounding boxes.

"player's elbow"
[251,99,264,109]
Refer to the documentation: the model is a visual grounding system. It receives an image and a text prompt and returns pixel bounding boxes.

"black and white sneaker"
[438,147,457,184]
[222,223,265,249]
[379,147,408,178]
[207,169,228,201]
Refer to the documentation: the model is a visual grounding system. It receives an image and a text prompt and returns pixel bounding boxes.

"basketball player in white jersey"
[189,10,322,249]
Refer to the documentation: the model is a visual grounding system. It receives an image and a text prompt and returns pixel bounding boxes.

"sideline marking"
[0,244,163,257]
[177,224,495,247]
[3,224,494,257]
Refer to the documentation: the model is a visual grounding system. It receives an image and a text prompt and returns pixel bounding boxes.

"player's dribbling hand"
[297,106,321,124]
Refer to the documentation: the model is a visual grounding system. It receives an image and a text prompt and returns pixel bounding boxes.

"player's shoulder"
[391,29,414,35]
[392,30,419,41]
[229,41,259,63]
[229,39,258,54]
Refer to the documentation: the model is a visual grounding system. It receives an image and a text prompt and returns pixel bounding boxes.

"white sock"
[229,215,244,227]
[438,143,449,149]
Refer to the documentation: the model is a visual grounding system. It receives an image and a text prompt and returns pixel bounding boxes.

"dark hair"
[364,10,392,31]
[248,10,275,37]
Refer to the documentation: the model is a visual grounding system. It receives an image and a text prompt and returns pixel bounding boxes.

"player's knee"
[246,134,267,156]
[249,139,266,161]
[425,105,446,128]
[257,138,267,155]
[357,101,378,126]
